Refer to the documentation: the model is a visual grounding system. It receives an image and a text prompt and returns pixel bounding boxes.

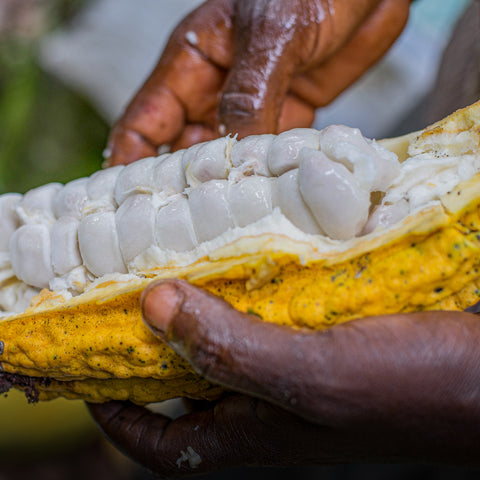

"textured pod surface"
[2,102,480,404]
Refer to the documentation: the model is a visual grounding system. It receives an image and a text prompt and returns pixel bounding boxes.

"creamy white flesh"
[1,124,478,313]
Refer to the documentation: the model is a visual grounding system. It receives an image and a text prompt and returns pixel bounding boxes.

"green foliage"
[0,38,108,194]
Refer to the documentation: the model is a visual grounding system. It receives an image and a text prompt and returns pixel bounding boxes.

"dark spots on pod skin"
[0,341,4,355]
[124,309,128,315]
[331,269,347,282]
[458,190,462,196]
[434,287,444,293]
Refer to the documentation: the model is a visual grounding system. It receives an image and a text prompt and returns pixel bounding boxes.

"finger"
[141,279,343,422]
[170,95,315,151]
[278,94,316,132]
[291,0,410,107]
[107,0,233,166]
[141,279,314,404]
[141,280,480,432]
[106,48,221,166]
[87,396,336,477]
[106,83,185,166]
[218,0,306,137]
[87,394,480,476]
[218,0,390,136]
[170,124,218,151]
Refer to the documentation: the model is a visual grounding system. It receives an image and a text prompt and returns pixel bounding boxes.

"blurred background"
[0,0,107,193]
[0,0,479,479]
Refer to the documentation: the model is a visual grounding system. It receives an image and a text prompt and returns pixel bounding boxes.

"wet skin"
[89,279,480,476]
[106,0,411,165]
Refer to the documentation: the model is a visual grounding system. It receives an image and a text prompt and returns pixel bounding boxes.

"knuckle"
[186,332,227,380]
[190,340,220,376]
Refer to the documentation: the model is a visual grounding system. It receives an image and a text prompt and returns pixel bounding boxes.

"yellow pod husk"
[2,102,480,404]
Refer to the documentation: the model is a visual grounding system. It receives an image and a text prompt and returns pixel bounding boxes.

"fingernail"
[101,147,112,168]
[142,283,183,334]
[157,144,171,155]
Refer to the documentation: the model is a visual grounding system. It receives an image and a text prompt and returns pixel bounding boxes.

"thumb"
[141,279,480,432]
[141,279,319,413]
[218,1,302,137]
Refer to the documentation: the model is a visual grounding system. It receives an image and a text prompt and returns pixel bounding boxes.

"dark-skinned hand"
[88,279,480,477]
[106,0,412,165]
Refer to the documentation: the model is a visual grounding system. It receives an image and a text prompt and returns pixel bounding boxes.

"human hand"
[106,0,411,165]
[88,279,480,477]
